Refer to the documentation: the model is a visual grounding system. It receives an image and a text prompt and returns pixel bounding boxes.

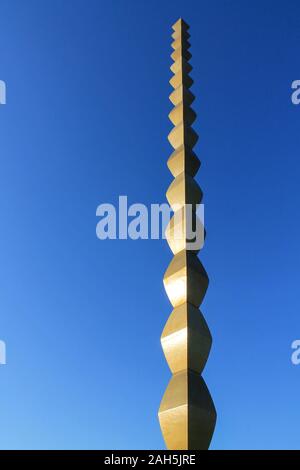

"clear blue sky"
[0,0,300,450]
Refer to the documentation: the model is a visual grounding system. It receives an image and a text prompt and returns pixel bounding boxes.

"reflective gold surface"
[166,173,203,209]
[158,18,216,450]
[165,207,204,254]
[161,303,212,374]
[167,146,200,178]
[163,251,209,308]
[159,371,216,450]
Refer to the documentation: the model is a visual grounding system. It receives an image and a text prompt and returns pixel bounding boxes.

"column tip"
[172,18,190,32]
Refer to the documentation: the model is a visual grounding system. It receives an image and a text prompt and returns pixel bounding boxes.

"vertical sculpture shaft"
[158,18,216,450]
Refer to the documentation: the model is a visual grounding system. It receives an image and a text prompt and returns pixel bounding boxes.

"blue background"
[0,0,300,450]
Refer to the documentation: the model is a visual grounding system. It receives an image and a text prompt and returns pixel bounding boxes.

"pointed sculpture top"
[172,18,190,32]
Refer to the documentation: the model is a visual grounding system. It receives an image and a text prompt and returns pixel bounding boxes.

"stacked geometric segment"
[158,18,217,450]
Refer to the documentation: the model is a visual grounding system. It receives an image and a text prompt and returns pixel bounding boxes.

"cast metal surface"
[158,18,216,450]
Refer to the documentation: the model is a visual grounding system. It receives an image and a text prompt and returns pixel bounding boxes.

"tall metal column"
[158,18,216,450]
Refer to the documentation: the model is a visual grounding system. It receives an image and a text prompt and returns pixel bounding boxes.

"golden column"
[158,18,217,450]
